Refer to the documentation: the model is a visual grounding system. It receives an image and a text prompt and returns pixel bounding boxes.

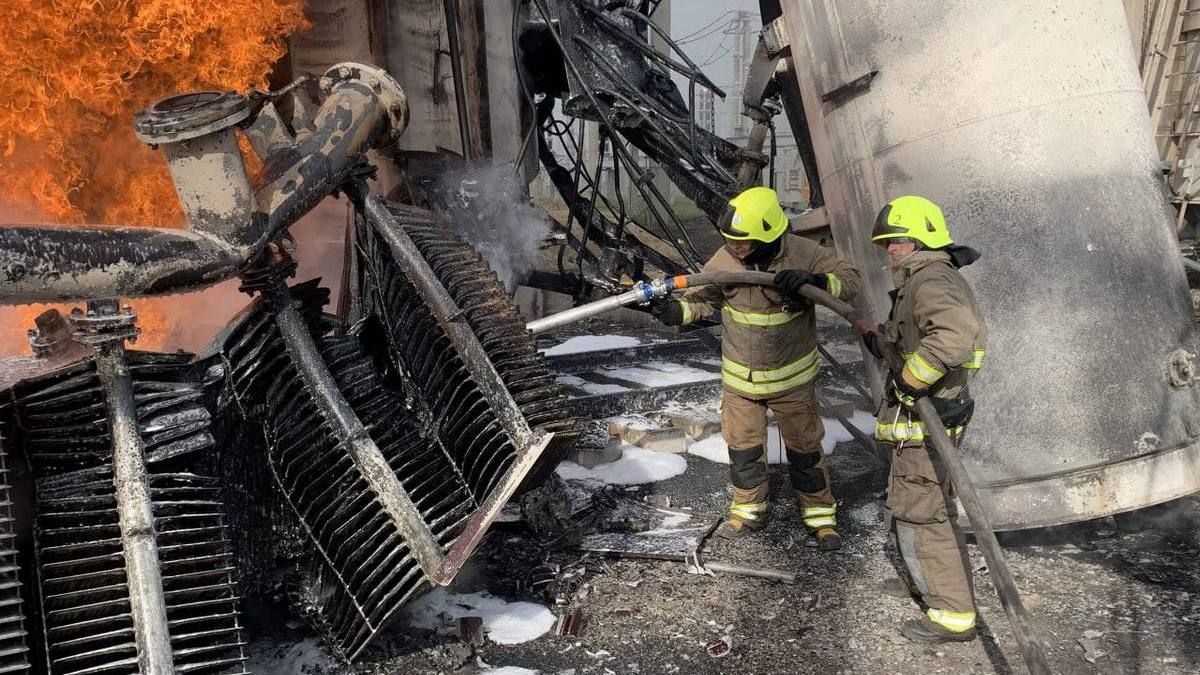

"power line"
[698,43,733,68]
[674,11,737,44]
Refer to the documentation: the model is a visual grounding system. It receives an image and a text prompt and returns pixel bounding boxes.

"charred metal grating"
[0,433,29,673]
[33,468,247,674]
[221,279,329,409]
[11,353,246,674]
[357,205,579,498]
[223,293,475,659]
[11,353,215,477]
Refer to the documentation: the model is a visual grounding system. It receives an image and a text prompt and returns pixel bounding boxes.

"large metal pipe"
[0,62,407,305]
[772,0,1200,529]
[82,300,175,674]
[0,226,242,303]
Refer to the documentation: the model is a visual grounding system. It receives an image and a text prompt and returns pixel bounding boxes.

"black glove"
[650,299,684,326]
[891,373,925,409]
[862,331,884,360]
[774,269,827,300]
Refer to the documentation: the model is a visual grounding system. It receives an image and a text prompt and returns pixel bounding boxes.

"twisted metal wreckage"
[1,0,1199,672]
[0,58,584,671]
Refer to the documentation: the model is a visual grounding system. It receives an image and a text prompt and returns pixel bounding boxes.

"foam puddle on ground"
[555,373,630,395]
[540,334,642,356]
[406,588,556,645]
[555,445,688,484]
[688,411,876,463]
[598,361,716,386]
[557,360,718,397]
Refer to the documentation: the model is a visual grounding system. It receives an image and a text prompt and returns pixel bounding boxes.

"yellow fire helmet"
[871,195,953,249]
[718,186,789,244]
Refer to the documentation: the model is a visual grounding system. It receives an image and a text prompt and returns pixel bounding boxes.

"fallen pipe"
[532,273,1050,674]
[702,561,797,584]
[0,62,407,305]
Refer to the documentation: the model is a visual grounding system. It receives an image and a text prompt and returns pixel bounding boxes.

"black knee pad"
[786,449,827,493]
[728,445,767,489]
[786,449,821,470]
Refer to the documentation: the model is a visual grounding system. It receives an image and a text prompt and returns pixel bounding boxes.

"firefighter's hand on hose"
[862,330,885,360]
[892,369,929,410]
[774,269,826,300]
[649,298,684,326]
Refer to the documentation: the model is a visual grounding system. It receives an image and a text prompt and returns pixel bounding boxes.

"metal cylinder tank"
[771,0,1200,529]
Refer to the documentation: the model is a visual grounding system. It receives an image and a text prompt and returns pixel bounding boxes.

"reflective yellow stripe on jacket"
[964,348,986,370]
[904,353,945,386]
[722,349,819,396]
[901,349,986,375]
[678,299,694,325]
[825,273,842,299]
[722,306,799,326]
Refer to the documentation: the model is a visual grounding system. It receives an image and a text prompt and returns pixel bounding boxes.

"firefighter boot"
[715,501,770,540]
[901,610,978,643]
[786,447,841,551]
[719,445,770,539]
[814,527,842,551]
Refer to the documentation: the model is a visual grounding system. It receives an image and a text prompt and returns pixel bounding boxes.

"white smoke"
[437,164,551,293]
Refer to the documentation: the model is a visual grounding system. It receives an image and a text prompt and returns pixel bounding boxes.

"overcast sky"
[665,0,765,138]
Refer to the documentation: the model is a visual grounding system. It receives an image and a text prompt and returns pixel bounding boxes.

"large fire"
[0,0,308,353]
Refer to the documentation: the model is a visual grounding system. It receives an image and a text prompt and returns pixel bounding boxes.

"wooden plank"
[483,0,524,164]
[376,0,461,154]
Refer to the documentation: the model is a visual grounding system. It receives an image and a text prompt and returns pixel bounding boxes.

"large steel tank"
[770,0,1200,529]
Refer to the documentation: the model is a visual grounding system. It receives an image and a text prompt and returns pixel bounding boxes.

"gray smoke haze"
[431,164,552,293]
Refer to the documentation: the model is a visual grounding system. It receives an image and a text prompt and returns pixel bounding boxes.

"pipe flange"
[319,62,409,145]
[133,90,252,145]
[69,303,140,347]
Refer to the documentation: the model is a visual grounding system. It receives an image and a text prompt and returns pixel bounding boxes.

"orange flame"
[0,0,308,353]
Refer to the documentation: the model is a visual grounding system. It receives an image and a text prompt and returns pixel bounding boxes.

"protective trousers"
[720,385,836,530]
[886,437,975,618]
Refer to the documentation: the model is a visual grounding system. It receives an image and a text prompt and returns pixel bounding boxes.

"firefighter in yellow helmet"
[650,187,862,548]
[865,195,988,643]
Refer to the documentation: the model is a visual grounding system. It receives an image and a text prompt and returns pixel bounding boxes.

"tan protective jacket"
[677,235,861,399]
[876,250,988,443]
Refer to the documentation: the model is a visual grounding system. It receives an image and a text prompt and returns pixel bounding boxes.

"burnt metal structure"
[514,0,802,300]
[10,304,246,674]
[0,56,579,666]
[0,433,28,673]
[517,0,743,294]
[218,204,576,658]
[0,63,407,304]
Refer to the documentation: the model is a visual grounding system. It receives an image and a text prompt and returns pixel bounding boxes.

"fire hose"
[528,274,1052,675]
